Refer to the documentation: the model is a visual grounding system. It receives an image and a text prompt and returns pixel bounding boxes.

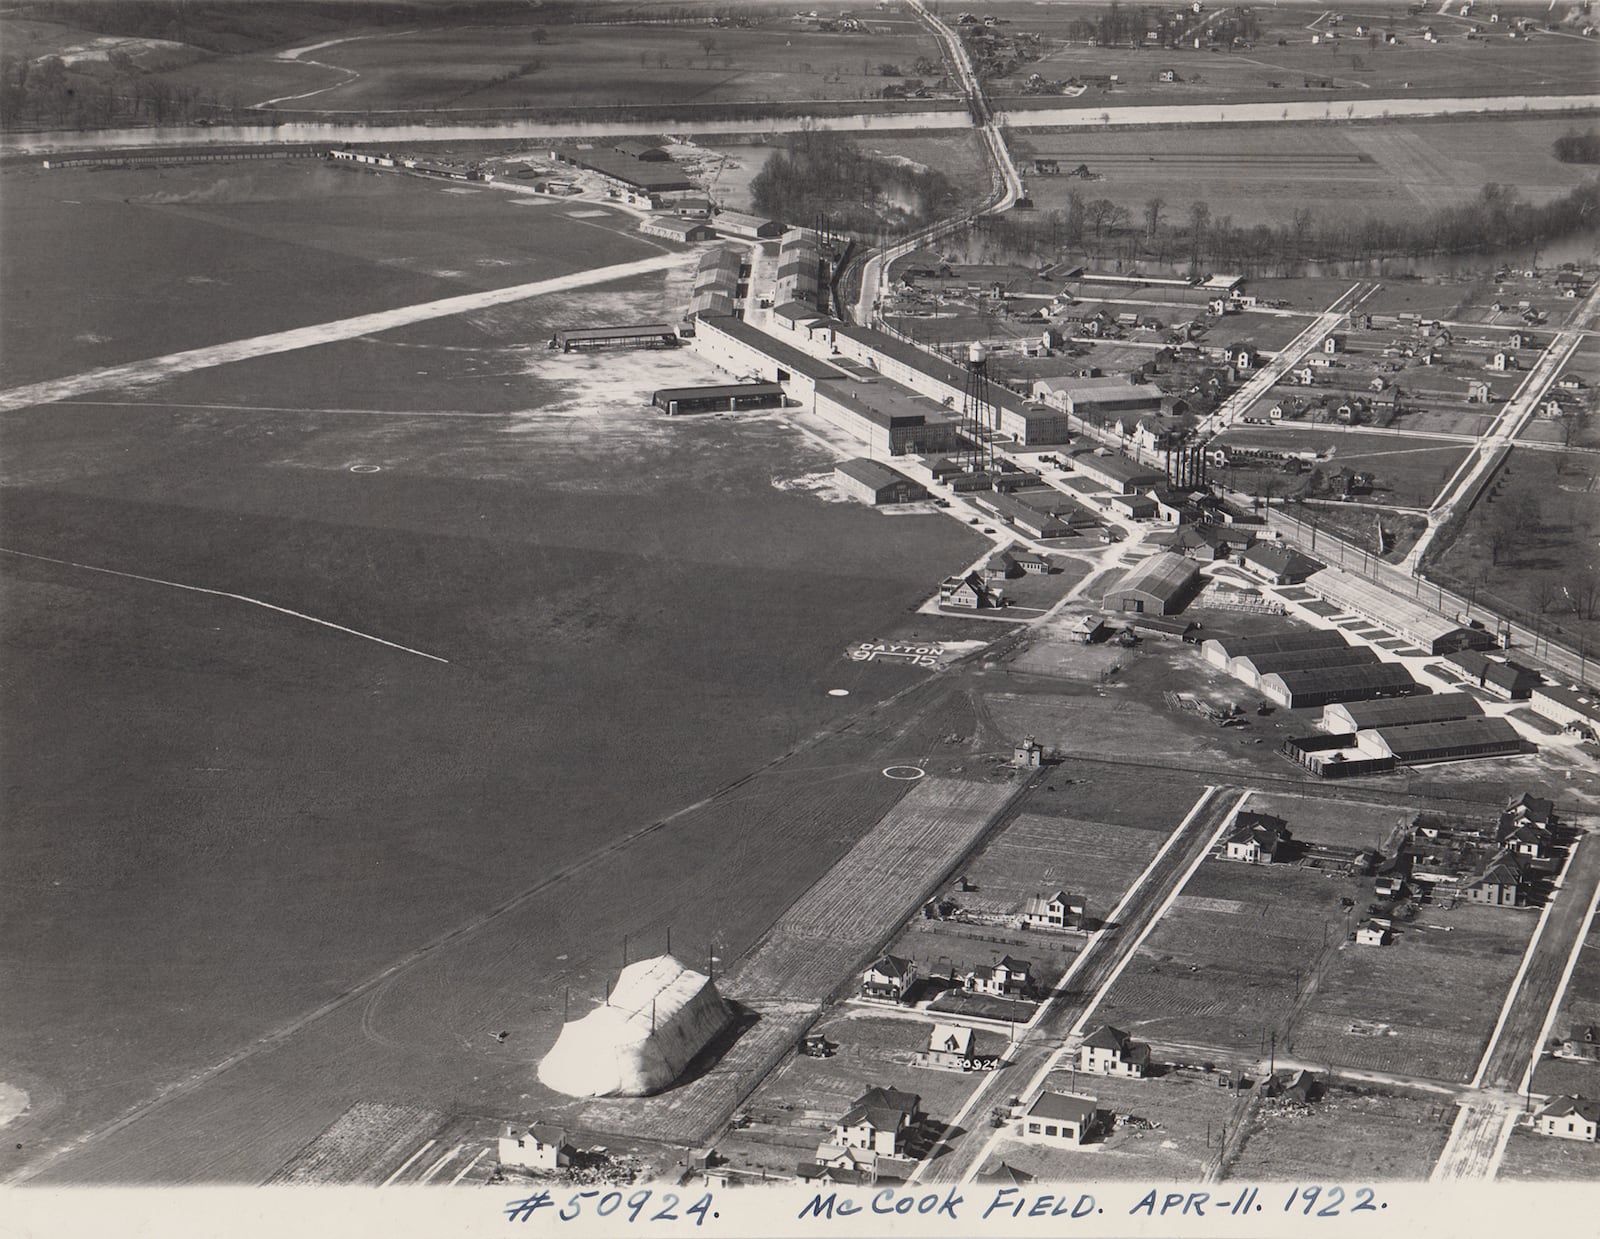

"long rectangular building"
[1531,683,1600,739]
[1323,692,1484,733]
[1229,644,1378,689]
[1355,717,1523,765]
[1303,567,1497,656]
[1070,453,1167,495]
[1104,552,1201,615]
[1201,628,1348,669]
[1259,662,1417,710]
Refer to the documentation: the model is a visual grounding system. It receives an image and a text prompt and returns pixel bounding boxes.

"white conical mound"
[538,955,731,1098]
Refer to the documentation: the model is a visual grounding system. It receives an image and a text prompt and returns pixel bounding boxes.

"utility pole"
[1270,1030,1276,1077]
[622,933,629,970]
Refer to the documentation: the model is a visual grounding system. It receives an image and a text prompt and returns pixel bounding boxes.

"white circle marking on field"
[349,464,382,474]
[828,689,850,697]
[882,766,926,781]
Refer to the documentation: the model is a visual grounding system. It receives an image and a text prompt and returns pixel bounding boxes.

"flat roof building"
[640,216,716,243]
[1033,375,1166,420]
[552,323,679,352]
[1104,552,1201,615]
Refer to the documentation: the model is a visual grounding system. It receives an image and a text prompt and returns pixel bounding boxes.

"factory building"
[1069,454,1167,495]
[834,459,930,506]
[776,230,825,313]
[652,382,785,416]
[1443,651,1541,700]
[640,216,717,243]
[1032,375,1167,421]
[713,210,786,239]
[550,146,698,197]
[1103,552,1201,615]
[1323,692,1484,733]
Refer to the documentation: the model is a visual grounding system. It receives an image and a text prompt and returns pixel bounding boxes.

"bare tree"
[1531,575,1561,614]
[1144,195,1165,238]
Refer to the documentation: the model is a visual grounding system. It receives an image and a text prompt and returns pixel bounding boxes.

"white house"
[1020,890,1087,931]
[834,1087,920,1155]
[499,1122,570,1173]
[1225,814,1289,864]
[1078,1025,1150,1077]
[926,1023,977,1069]
[964,955,1032,999]
[1355,918,1392,947]
[861,955,917,1003]
[1021,1092,1097,1145]
[1535,1096,1600,1142]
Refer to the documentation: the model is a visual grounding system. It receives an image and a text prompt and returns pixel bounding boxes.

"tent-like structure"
[538,956,731,1098]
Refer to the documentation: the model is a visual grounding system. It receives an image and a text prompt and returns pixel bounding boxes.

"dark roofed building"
[1444,651,1541,700]
[1242,542,1323,585]
[835,458,929,506]
[1104,552,1201,615]
[1323,692,1483,733]
[1356,717,1523,765]
[1260,662,1417,710]
[653,382,784,415]
[1021,1093,1097,1145]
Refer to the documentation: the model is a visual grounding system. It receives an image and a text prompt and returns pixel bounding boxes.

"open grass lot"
[0,248,999,1181]
[0,160,665,388]
[1497,1125,1600,1181]
[1225,1084,1454,1181]
[1427,447,1600,651]
[1241,791,1412,853]
[1531,918,1600,1101]
[1272,502,1429,563]
[1091,857,1353,1060]
[225,13,939,113]
[709,1009,1009,1181]
[1214,425,1470,508]
[1008,116,1600,229]
[985,1,1597,107]
[1289,904,1538,1082]
[986,1065,1249,1182]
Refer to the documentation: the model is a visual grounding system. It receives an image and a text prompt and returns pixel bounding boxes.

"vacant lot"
[1290,904,1538,1083]
[1215,425,1470,508]
[1428,447,1600,648]
[1225,1083,1454,1181]
[1497,1125,1600,1181]
[1009,116,1600,229]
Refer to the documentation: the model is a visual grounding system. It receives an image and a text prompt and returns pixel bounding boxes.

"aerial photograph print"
[1,0,1598,1235]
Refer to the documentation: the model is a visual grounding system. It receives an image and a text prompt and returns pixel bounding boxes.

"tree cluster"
[1553,128,1600,165]
[749,130,959,234]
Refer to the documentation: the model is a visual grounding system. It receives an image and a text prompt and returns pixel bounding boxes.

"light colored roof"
[1305,566,1494,650]
[836,458,918,492]
[1326,693,1483,730]
[1106,552,1200,604]
[930,1024,975,1054]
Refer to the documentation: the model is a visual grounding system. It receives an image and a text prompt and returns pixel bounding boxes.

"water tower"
[959,342,1000,476]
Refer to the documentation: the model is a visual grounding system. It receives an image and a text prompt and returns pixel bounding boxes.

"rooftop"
[1026,1092,1097,1124]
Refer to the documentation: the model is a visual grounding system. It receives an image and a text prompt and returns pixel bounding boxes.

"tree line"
[750,130,961,234]
[963,178,1600,273]
[1553,128,1600,164]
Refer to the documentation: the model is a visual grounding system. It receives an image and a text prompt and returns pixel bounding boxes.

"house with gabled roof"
[977,1160,1037,1186]
[940,572,996,610]
[1535,1095,1600,1142]
[1242,542,1322,586]
[861,955,917,1003]
[834,1086,920,1155]
[1496,814,1553,860]
[926,1023,976,1069]
[985,547,1050,581]
[1021,1092,1097,1145]
[964,955,1032,999]
[1355,917,1392,947]
[1506,792,1556,827]
[1558,1024,1600,1062]
[1078,1025,1150,1077]
[499,1122,571,1173]
[1225,813,1290,864]
[1461,849,1524,906]
[1020,890,1087,931]
[797,1142,877,1186]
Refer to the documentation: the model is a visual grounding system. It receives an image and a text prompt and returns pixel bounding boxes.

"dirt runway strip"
[0,252,686,414]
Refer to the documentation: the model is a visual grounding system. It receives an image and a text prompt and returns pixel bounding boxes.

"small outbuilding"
[1021,1093,1097,1145]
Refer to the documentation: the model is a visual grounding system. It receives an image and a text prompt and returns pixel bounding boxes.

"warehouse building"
[652,382,785,416]
[776,230,824,312]
[551,146,698,195]
[1323,692,1484,733]
[713,210,786,239]
[1444,651,1541,700]
[1103,552,1201,615]
[1303,567,1497,655]
[1354,717,1523,765]
[1033,375,1166,421]
[1069,453,1167,495]
[835,459,929,506]
[1259,662,1418,710]
[1531,683,1600,740]
[1201,628,1348,670]
[640,216,717,243]
[974,490,1078,540]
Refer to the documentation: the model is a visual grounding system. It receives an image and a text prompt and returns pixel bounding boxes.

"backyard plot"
[1225,1084,1454,1182]
[268,1102,445,1185]
[1239,792,1412,853]
[1214,426,1470,509]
